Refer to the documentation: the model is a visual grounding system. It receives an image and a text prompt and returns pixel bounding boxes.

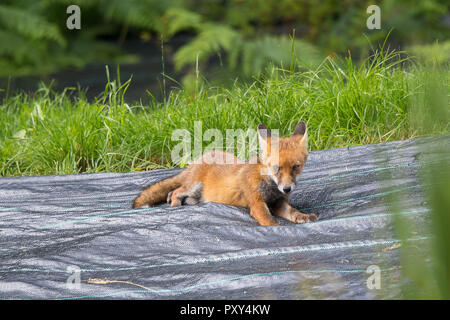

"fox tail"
[132,172,184,208]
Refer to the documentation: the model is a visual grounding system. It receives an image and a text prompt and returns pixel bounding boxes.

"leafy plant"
[389,66,450,299]
[162,7,323,78]
[0,0,448,81]
[1,49,448,176]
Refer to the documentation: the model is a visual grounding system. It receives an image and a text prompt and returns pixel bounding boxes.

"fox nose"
[283,186,292,194]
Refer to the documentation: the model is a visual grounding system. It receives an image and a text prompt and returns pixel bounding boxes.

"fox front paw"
[292,212,317,224]
[260,217,280,226]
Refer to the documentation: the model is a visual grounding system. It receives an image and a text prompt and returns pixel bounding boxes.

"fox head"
[258,121,308,195]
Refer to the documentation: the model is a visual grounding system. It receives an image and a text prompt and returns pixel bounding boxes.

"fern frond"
[174,24,243,71]
[99,0,174,32]
[0,5,65,46]
[174,28,322,76]
[163,7,202,38]
[0,30,31,57]
[244,35,322,74]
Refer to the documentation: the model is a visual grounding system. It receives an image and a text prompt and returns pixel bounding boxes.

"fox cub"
[133,121,317,226]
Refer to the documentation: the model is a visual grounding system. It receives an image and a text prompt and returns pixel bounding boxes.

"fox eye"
[273,165,280,173]
[292,165,300,171]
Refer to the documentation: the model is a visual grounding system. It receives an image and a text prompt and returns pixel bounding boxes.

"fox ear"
[293,121,308,147]
[293,121,307,136]
[300,130,308,147]
[257,123,271,160]
[257,123,271,140]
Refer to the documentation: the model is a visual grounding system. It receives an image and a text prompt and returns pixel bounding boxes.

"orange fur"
[132,121,317,226]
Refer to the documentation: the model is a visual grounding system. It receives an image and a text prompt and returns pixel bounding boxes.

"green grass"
[385,67,450,300]
[0,49,448,176]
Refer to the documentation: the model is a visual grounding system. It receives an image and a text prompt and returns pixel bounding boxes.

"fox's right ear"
[257,123,271,161]
[257,123,271,141]
[293,121,308,147]
[293,121,307,136]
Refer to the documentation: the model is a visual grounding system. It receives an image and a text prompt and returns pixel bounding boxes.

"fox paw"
[167,191,182,207]
[292,212,317,224]
[260,217,280,226]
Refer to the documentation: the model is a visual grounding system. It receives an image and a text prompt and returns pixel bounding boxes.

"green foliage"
[0,2,64,75]
[162,7,323,77]
[0,0,448,79]
[172,25,322,77]
[232,35,322,75]
[173,24,242,71]
[0,5,65,45]
[1,50,448,176]
[0,0,123,76]
[162,7,202,37]
[408,41,450,66]
[387,66,450,299]
[101,0,175,32]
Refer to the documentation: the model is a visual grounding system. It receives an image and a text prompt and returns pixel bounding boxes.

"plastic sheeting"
[0,136,448,300]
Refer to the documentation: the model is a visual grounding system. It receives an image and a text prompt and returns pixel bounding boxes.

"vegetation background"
[0,0,449,82]
[1,0,448,173]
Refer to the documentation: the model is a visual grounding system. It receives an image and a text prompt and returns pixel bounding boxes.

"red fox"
[132,121,317,226]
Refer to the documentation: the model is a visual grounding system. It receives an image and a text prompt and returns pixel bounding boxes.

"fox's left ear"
[293,121,308,147]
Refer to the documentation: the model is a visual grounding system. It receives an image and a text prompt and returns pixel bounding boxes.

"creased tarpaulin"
[0,135,448,300]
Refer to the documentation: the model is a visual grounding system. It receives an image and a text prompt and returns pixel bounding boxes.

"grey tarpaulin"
[0,135,448,300]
